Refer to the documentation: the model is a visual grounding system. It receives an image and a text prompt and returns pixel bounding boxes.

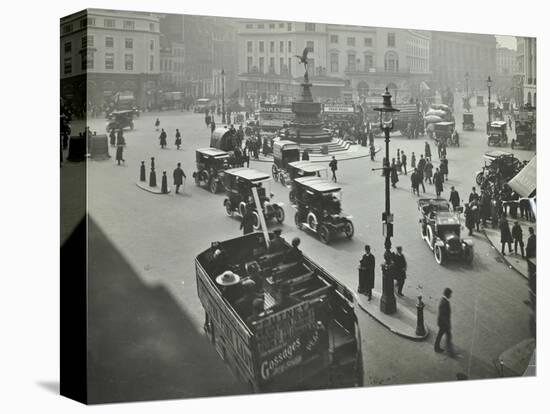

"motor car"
[462,112,475,131]
[286,161,328,203]
[475,150,524,186]
[487,121,508,146]
[271,140,301,184]
[193,148,232,193]
[105,110,134,131]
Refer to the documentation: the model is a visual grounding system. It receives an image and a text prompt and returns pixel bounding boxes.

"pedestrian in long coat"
[116,129,125,146]
[449,186,460,210]
[358,245,375,300]
[155,118,160,131]
[115,144,124,165]
[159,128,167,149]
[173,162,186,194]
[434,288,455,356]
[393,246,407,296]
[464,204,475,235]
[411,152,416,170]
[175,129,182,150]
[434,168,444,197]
[512,221,525,257]
[401,152,408,175]
[390,159,399,188]
[411,169,420,196]
[329,156,338,182]
[424,159,433,184]
[499,215,513,255]
[440,156,449,180]
[424,141,432,159]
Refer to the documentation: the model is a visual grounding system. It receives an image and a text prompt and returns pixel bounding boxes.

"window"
[280,41,284,53]
[279,23,284,28]
[258,23,264,29]
[330,35,338,43]
[347,54,356,71]
[384,51,398,72]
[364,54,373,71]
[288,57,292,75]
[330,53,339,72]
[364,37,372,47]
[287,22,292,31]
[105,37,114,48]
[245,23,253,29]
[80,18,87,28]
[305,23,315,32]
[125,54,134,71]
[269,23,275,29]
[270,41,274,53]
[347,37,355,46]
[150,55,154,71]
[64,57,72,74]
[280,57,284,73]
[150,39,154,50]
[105,53,114,70]
[88,18,96,26]
[88,36,94,47]
[269,57,275,71]
[306,41,314,52]
[62,24,73,34]
[104,19,115,28]
[64,41,71,54]
[288,41,292,53]
[387,32,395,47]
[247,56,253,72]
[259,41,264,53]
[81,51,93,70]
[259,57,264,73]
[149,23,155,31]
[247,41,253,53]
[123,20,135,30]
[81,36,87,49]
[125,38,133,49]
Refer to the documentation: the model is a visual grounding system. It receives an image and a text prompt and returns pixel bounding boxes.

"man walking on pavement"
[526,227,536,259]
[512,221,525,257]
[358,245,375,301]
[159,128,167,149]
[173,162,186,194]
[499,214,513,255]
[411,168,420,196]
[393,246,407,296]
[424,157,433,185]
[417,155,426,193]
[329,156,338,182]
[401,151,408,175]
[175,129,182,150]
[424,141,432,160]
[449,186,460,211]
[411,152,416,170]
[435,288,455,357]
[434,167,444,197]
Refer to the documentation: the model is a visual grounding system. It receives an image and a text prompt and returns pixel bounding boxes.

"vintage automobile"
[223,167,285,229]
[195,232,363,392]
[418,198,473,265]
[193,148,232,193]
[286,161,328,203]
[462,112,475,131]
[292,177,354,244]
[434,121,455,144]
[487,121,508,146]
[271,140,301,184]
[475,150,524,186]
[512,110,536,150]
[105,110,134,131]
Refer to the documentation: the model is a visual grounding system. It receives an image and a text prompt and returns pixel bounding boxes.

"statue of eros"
[295,47,310,82]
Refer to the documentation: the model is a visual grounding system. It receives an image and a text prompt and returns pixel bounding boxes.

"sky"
[495,35,517,50]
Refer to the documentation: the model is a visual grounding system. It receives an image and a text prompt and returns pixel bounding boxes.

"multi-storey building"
[237,20,431,106]
[515,37,537,106]
[495,46,516,99]
[430,32,496,93]
[60,9,161,112]
[159,14,185,89]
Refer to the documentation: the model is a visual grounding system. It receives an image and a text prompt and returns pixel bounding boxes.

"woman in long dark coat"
[159,129,167,149]
[175,129,182,150]
[440,156,449,180]
[115,144,124,165]
[434,168,444,197]
[499,215,513,255]
[390,158,399,188]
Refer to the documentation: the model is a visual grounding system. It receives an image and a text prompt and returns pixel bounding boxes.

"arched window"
[527,92,532,105]
[384,51,399,73]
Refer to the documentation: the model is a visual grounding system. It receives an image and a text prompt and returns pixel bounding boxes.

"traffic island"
[136,181,171,194]
[253,144,381,163]
[356,290,430,340]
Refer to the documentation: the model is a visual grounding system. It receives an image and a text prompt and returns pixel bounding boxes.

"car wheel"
[294,212,303,229]
[275,206,285,224]
[224,200,233,216]
[209,179,218,194]
[427,225,435,248]
[307,212,318,232]
[475,172,484,186]
[319,225,331,244]
[289,189,296,204]
[239,202,247,217]
[252,211,261,230]
[272,165,279,181]
[343,221,354,239]
[434,245,445,265]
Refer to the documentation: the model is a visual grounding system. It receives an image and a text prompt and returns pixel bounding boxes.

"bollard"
[151,156,155,171]
[161,171,168,194]
[379,259,396,315]
[149,167,157,187]
[415,295,426,336]
[140,161,146,181]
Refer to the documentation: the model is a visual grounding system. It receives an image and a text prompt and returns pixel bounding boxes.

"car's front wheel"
[434,245,445,265]
[224,200,233,216]
[343,220,354,239]
[319,225,331,244]
[209,179,219,194]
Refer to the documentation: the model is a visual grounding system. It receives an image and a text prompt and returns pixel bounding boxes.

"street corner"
[136,181,172,195]
[495,338,536,377]
[482,226,530,279]
[356,290,430,341]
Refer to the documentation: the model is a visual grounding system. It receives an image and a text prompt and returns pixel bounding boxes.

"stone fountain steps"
[299,138,352,154]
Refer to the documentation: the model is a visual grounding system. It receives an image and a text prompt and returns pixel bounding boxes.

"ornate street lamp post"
[221,68,226,124]
[487,75,492,123]
[374,88,399,315]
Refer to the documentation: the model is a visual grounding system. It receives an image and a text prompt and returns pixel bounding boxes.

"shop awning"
[508,157,536,197]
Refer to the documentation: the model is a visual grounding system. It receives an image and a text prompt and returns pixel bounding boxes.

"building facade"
[495,46,516,99]
[430,32,496,93]
[515,37,537,106]
[237,20,431,107]
[60,9,161,112]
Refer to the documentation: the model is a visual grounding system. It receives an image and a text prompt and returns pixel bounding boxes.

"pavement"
[482,218,535,279]
[356,290,430,340]
[76,99,536,400]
